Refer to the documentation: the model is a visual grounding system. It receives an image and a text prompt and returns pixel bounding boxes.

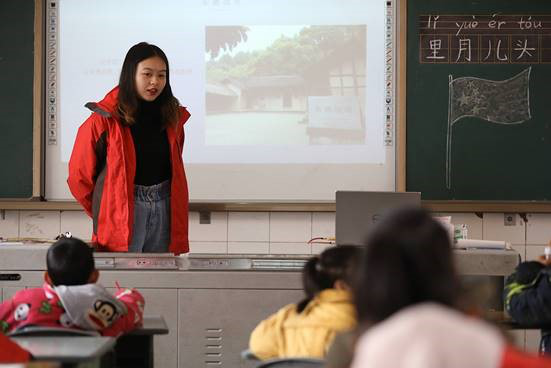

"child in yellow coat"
[249,245,360,360]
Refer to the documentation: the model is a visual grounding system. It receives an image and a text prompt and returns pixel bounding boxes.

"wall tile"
[526,330,541,353]
[269,242,311,255]
[189,241,227,254]
[19,211,60,239]
[507,330,525,351]
[510,244,526,262]
[228,242,269,254]
[270,212,311,243]
[482,213,525,244]
[228,212,269,242]
[436,212,483,239]
[526,214,551,245]
[60,211,92,241]
[0,210,19,239]
[311,243,334,255]
[188,212,228,242]
[526,245,546,261]
[311,212,335,239]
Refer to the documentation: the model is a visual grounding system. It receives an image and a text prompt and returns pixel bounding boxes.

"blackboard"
[0,0,35,199]
[406,0,551,201]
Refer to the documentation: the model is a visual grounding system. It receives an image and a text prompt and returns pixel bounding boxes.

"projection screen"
[44,0,396,201]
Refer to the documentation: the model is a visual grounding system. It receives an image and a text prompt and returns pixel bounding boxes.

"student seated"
[349,207,551,368]
[249,245,361,360]
[0,333,30,363]
[0,237,144,337]
[504,253,551,354]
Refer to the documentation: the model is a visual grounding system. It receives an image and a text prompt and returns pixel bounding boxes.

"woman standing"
[68,42,190,254]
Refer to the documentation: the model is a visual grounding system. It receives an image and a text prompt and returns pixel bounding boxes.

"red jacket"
[0,283,144,338]
[68,87,191,254]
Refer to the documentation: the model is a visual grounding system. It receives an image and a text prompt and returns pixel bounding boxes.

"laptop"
[335,191,421,246]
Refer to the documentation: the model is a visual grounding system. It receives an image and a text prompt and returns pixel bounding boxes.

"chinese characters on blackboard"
[419,15,551,64]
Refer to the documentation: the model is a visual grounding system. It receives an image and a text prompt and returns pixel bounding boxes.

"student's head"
[45,237,98,286]
[117,41,181,127]
[297,245,362,313]
[354,206,459,325]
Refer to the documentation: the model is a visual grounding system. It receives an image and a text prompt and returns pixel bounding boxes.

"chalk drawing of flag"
[446,67,531,189]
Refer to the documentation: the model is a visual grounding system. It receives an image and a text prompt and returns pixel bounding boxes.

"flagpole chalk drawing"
[446,67,532,189]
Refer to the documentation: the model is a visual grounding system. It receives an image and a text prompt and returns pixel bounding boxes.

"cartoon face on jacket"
[85,300,118,329]
[14,304,31,321]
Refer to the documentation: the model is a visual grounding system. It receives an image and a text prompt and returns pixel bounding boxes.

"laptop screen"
[335,191,421,246]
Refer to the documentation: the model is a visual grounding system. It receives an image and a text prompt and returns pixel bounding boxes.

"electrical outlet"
[199,211,212,224]
[504,213,516,226]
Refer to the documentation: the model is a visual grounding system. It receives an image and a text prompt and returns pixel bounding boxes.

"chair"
[256,358,324,367]
[9,326,115,367]
[8,325,100,337]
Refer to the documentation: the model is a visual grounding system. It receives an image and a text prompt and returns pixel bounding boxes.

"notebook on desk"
[335,191,421,246]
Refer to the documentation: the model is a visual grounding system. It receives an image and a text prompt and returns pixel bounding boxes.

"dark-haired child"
[350,206,551,368]
[504,254,551,355]
[0,237,144,337]
[249,245,361,360]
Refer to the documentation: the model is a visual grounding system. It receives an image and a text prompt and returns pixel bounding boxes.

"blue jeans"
[128,180,171,253]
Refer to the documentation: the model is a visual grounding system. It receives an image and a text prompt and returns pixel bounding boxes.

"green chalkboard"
[0,0,35,198]
[406,0,551,200]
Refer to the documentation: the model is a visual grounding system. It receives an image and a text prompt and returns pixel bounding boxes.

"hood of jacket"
[54,283,127,331]
[283,289,356,330]
[84,86,119,118]
[351,303,505,368]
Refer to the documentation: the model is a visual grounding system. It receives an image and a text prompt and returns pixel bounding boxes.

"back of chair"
[256,358,324,368]
[8,325,99,337]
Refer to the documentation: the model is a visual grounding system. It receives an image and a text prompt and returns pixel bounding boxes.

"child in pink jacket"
[0,237,144,337]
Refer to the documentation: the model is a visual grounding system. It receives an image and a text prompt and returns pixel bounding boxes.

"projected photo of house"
[205,25,366,145]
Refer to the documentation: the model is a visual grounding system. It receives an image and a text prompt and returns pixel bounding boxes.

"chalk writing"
[419,14,551,64]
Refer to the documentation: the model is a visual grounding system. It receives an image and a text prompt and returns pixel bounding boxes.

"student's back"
[349,207,551,368]
[504,257,551,354]
[249,245,360,360]
[353,302,551,368]
[0,237,144,337]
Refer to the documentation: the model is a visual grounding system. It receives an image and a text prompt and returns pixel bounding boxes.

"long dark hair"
[117,42,181,127]
[296,245,362,313]
[354,206,459,325]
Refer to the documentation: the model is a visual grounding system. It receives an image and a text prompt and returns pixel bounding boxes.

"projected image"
[205,25,366,145]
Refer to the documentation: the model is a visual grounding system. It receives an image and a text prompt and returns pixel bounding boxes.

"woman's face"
[135,56,167,101]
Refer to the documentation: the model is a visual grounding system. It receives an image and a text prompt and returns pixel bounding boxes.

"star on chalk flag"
[446,67,531,189]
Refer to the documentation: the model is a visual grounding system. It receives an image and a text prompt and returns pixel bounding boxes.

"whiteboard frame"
[41,0,401,205]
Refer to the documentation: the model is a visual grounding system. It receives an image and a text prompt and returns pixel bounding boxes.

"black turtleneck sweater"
[129,100,171,186]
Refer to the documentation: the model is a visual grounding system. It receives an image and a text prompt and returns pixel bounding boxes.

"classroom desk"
[116,315,169,368]
[11,336,115,365]
[131,315,169,335]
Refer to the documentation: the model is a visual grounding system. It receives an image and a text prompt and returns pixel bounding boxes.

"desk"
[12,336,115,365]
[130,315,169,335]
[116,315,168,368]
